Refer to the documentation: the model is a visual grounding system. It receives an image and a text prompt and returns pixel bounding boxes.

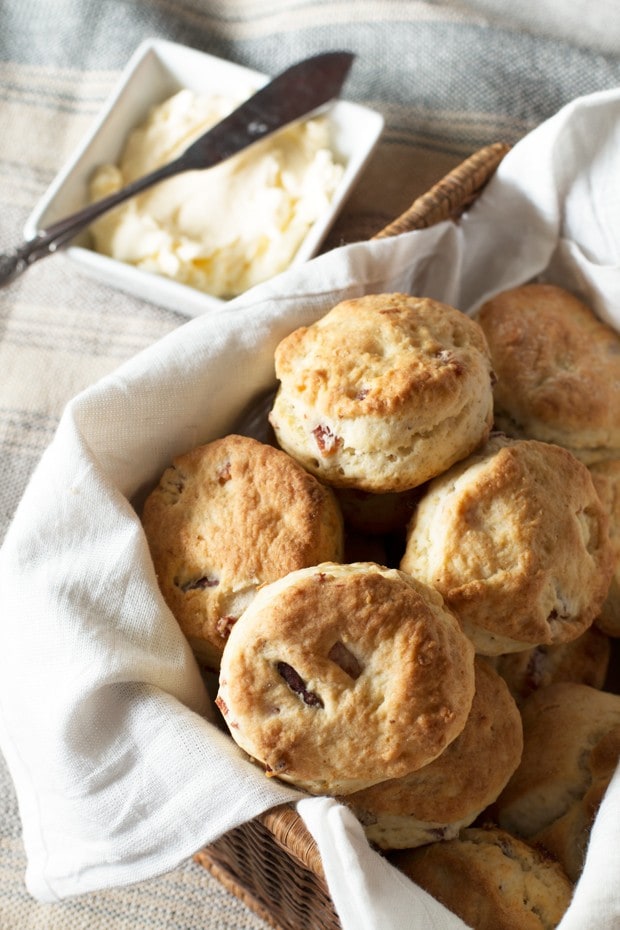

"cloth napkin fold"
[0,86,619,928]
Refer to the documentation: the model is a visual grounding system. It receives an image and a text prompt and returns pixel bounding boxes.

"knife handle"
[8,160,181,277]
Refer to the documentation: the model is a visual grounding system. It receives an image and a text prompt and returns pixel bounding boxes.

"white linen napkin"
[0,86,619,928]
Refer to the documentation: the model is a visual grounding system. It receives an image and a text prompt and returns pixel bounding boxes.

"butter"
[88,89,344,298]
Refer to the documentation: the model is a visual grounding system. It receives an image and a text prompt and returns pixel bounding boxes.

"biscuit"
[400,434,614,655]
[484,625,611,705]
[269,293,495,493]
[391,826,573,930]
[216,562,476,795]
[476,283,620,464]
[141,434,344,670]
[494,683,620,874]
[533,723,620,881]
[343,658,523,849]
[589,459,620,636]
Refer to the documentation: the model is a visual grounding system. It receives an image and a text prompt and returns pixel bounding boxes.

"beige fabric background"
[1,1,620,927]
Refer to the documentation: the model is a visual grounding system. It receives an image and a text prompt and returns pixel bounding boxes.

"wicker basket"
[194,140,511,930]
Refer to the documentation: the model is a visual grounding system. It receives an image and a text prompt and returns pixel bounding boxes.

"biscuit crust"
[589,459,620,636]
[344,658,523,849]
[141,434,344,669]
[216,562,475,795]
[495,683,620,840]
[401,435,614,654]
[392,826,573,930]
[533,723,620,881]
[476,284,620,463]
[269,293,494,492]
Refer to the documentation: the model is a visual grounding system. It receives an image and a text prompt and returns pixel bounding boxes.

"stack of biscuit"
[141,288,620,930]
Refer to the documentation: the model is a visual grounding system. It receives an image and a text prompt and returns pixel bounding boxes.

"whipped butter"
[88,89,344,298]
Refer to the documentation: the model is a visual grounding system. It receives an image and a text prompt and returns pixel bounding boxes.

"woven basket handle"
[373,141,510,239]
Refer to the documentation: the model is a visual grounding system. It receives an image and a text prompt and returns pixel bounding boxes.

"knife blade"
[0,50,355,284]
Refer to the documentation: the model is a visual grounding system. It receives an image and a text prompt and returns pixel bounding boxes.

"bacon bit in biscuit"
[215,696,228,716]
[355,388,369,400]
[434,348,465,375]
[216,461,232,484]
[216,615,238,639]
[177,575,219,592]
[265,760,287,776]
[495,834,518,858]
[312,424,341,457]
[277,661,324,708]
[328,641,362,680]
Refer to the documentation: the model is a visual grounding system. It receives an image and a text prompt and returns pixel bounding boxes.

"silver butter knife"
[0,50,355,285]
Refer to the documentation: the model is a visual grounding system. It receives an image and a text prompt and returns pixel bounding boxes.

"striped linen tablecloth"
[1,2,620,929]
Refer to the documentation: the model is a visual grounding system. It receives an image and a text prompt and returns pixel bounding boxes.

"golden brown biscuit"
[534,724,620,881]
[269,293,495,492]
[391,826,573,930]
[476,283,620,464]
[141,434,344,670]
[400,434,614,655]
[590,459,620,636]
[484,626,611,705]
[216,562,476,795]
[343,658,523,849]
[495,683,620,879]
